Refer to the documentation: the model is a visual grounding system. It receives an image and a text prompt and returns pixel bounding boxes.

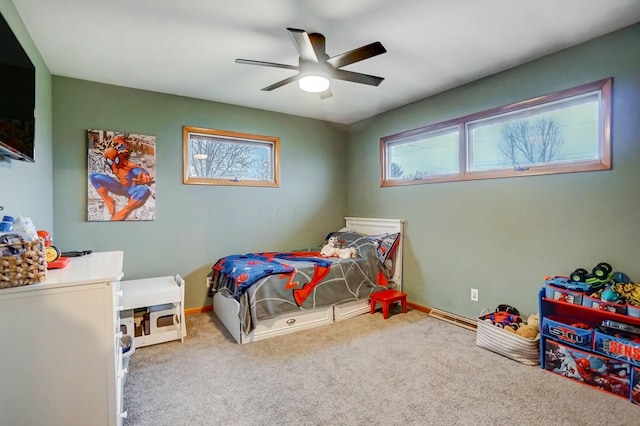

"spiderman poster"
[87,129,156,221]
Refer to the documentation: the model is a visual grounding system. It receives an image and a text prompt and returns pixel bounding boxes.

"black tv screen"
[0,12,36,162]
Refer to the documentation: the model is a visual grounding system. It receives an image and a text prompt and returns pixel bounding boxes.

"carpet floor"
[123,308,639,425]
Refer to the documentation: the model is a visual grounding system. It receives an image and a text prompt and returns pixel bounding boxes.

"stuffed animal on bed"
[320,235,357,259]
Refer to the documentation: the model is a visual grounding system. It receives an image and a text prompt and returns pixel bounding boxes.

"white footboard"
[212,291,242,343]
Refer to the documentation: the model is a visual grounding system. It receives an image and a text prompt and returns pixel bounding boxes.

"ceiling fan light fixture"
[298,74,330,93]
[236,28,386,96]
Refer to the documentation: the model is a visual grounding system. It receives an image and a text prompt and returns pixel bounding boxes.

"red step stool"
[370,289,408,319]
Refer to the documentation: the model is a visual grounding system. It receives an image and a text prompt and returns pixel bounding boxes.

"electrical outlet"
[471,288,479,302]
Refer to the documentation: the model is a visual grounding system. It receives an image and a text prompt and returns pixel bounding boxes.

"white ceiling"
[11,0,640,125]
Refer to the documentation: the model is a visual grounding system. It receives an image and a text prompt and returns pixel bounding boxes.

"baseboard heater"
[429,308,477,331]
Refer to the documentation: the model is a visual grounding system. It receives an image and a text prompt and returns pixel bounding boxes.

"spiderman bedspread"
[210,251,332,299]
[209,242,388,332]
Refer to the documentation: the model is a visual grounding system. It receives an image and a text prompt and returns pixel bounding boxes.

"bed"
[208,217,405,343]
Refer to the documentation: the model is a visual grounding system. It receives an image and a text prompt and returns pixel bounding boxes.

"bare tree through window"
[381,78,610,186]
[390,162,404,178]
[498,118,564,169]
[183,127,279,187]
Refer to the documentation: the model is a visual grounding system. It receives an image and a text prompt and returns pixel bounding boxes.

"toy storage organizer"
[539,287,640,405]
[120,275,186,348]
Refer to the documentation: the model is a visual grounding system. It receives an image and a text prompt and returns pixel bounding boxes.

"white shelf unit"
[120,275,186,347]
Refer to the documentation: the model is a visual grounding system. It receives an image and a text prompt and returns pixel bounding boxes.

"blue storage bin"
[542,314,594,350]
[581,293,626,315]
[627,304,640,318]
[593,329,640,367]
[544,284,585,305]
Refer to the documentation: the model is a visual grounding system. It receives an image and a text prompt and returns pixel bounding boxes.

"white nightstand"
[120,275,186,347]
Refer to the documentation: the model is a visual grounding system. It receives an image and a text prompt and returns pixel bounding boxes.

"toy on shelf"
[582,269,640,311]
[546,263,640,315]
[591,286,623,303]
[36,230,69,269]
[569,262,614,289]
[611,282,640,309]
[544,275,590,292]
[600,319,640,337]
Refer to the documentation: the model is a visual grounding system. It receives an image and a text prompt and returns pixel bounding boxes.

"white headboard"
[344,217,405,291]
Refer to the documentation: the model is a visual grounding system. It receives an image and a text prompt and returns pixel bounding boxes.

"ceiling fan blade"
[326,42,386,69]
[287,27,319,62]
[308,33,327,62]
[261,75,299,91]
[332,69,384,86]
[319,88,333,100]
[235,58,299,71]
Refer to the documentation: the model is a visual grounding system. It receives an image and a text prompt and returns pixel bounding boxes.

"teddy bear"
[515,313,539,339]
[320,235,357,259]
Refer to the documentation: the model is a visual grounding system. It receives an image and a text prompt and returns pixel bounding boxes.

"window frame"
[182,126,280,187]
[380,78,612,187]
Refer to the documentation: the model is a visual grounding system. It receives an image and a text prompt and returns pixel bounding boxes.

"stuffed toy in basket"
[476,305,540,366]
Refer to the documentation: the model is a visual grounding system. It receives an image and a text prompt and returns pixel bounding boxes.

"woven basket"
[476,309,540,366]
[0,238,47,288]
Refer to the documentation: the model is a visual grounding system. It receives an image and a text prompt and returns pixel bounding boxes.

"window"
[384,124,460,181]
[183,126,280,187]
[381,78,611,186]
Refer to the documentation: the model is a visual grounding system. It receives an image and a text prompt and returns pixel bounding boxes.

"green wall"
[347,23,640,319]
[6,0,640,319]
[52,78,348,309]
[0,0,53,230]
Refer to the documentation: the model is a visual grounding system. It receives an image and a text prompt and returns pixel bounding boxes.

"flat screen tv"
[0,12,36,162]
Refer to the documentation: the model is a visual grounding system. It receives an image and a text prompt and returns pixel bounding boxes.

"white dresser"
[0,251,126,426]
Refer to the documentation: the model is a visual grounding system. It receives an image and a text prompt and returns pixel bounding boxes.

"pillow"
[323,230,369,248]
[369,232,401,264]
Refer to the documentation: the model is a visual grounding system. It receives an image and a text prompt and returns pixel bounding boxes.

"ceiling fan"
[235,28,387,99]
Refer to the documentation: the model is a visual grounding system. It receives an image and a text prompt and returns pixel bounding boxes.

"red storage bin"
[544,339,630,399]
